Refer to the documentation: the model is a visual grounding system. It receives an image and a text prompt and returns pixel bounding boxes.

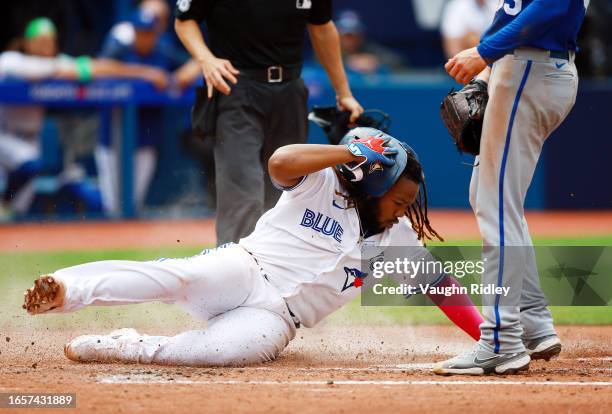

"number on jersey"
[503,0,522,16]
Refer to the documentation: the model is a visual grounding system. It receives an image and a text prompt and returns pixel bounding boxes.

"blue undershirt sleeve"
[477,0,571,62]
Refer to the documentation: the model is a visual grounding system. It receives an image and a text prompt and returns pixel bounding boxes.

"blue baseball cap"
[131,10,157,31]
[336,10,365,35]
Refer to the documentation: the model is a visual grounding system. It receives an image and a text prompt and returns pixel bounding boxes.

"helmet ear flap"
[338,164,364,182]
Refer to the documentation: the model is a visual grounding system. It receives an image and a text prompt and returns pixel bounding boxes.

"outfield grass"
[1,238,611,329]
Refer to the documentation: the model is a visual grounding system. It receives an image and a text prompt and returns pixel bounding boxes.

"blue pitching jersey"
[477,0,588,62]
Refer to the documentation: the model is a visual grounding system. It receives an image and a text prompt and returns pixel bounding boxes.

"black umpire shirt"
[175,0,332,70]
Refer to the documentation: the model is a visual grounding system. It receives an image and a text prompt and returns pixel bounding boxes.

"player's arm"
[174,18,239,98]
[0,52,65,79]
[477,0,572,63]
[269,144,360,188]
[54,58,169,90]
[446,0,571,84]
[308,21,364,122]
[270,136,399,188]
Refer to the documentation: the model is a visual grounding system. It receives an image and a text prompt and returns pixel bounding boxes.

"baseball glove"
[440,79,489,156]
[308,106,391,145]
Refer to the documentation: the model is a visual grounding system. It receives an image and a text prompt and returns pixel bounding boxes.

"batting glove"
[346,136,399,170]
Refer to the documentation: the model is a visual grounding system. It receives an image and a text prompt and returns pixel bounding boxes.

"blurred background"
[0,0,611,223]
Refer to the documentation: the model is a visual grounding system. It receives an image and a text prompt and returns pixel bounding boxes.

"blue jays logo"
[341,267,368,292]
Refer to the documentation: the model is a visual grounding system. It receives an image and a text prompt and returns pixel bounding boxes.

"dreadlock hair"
[401,150,443,243]
[335,150,443,244]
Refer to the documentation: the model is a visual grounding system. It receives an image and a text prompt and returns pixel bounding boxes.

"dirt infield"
[1,210,612,252]
[0,325,610,414]
[1,212,611,413]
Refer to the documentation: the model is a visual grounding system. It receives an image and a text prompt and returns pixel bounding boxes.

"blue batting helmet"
[337,127,418,197]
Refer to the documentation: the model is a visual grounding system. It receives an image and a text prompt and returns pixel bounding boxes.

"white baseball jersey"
[44,167,443,366]
[0,51,75,81]
[239,168,432,328]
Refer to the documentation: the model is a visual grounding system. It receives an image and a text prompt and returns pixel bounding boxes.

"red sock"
[426,276,484,341]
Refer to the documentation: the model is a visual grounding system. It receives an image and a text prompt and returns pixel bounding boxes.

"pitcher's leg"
[520,219,555,339]
[519,63,578,342]
[65,307,295,366]
[468,159,479,213]
[472,57,531,354]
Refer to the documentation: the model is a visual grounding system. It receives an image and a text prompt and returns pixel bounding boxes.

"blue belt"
[549,50,571,60]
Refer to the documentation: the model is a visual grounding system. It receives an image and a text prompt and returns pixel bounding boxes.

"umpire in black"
[175,0,363,245]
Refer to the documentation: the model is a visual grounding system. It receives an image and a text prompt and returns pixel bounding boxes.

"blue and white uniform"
[48,167,438,366]
[471,0,587,354]
[478,0,588,61]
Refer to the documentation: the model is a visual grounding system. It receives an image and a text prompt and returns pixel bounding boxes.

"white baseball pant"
[472,48,578,353]
[52,244,296,366]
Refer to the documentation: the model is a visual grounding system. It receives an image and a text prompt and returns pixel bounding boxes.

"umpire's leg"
[262,78,309,211]
[214,82,266,245]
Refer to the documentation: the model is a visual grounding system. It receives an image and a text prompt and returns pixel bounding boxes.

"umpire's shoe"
[433,347,530,376]
[23,275,65,315]
[524,335,562,361]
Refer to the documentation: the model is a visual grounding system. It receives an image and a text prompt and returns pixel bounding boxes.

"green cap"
[24,17,57,39]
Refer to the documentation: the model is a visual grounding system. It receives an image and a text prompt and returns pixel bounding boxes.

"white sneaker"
[524,334,562,361]
[64,328,142,363]
[433,346,530,376]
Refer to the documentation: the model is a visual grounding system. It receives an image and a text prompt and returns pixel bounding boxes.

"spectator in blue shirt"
[96,8,192,213]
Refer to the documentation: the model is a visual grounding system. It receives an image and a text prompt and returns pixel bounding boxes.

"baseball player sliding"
[23,128,484,366]
[435,0,588,375]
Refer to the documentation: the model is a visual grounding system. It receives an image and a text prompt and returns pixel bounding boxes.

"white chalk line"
[246,363,433,372]
[96,359,612,384]
[97,375,612,387]
[194,358,611,372]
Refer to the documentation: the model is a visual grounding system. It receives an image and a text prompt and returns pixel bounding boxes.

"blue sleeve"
[99,37,126,60]
[477,0,572,62]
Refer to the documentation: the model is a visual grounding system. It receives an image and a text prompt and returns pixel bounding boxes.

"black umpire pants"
[214,76,308,245]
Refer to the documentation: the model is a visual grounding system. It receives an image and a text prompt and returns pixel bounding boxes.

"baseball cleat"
[433,347,530,376]
[524,334,562,361]
[64,328,141,363]
[23,275,65,315]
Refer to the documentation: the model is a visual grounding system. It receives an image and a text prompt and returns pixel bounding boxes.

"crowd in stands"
[0,0,610,221]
